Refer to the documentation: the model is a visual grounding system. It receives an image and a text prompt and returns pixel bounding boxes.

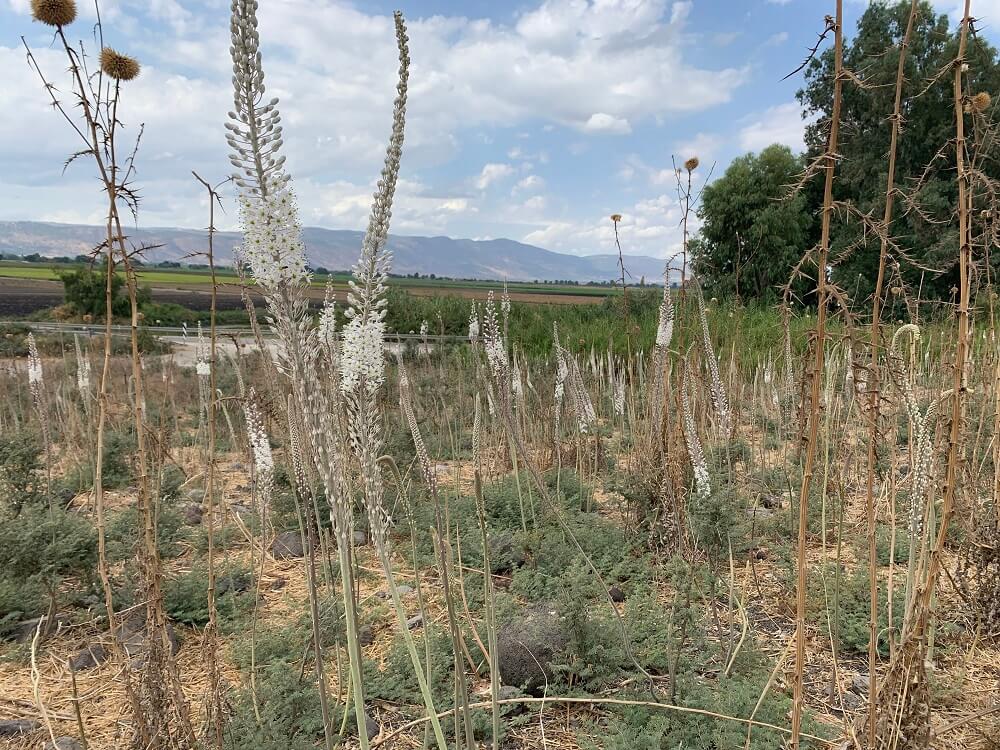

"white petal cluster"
[340,315,386,394]
[26,334,43,387]
[483,293,508,380]
[468,302,480,343]
[195,361,211,377]
[555,356,567,407]
[318,295,338,349]
[244,390,274,496]
[682,368,711,502]
[238,186,309,290]
[512,358,524,405]
[695,283,732,436]
[655,285,674,349]
[77,359,91,392]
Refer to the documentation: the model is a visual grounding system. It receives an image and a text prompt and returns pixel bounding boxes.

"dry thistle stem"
[31,0,76,27]
[99,48,141,81]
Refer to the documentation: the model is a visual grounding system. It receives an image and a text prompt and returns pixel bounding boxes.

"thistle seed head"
[31,0,76,27]
[684,156,699,172]
[972,91,992,112]
[100,47,141,81]
[610,213,622,223]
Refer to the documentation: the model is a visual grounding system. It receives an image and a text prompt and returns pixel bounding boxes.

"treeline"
[691,1,1000,307]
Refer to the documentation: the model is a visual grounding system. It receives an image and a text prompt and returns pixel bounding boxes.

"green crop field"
[0,260,625,299]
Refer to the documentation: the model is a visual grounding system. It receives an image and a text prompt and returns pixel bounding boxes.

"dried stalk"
[790,2,842,746]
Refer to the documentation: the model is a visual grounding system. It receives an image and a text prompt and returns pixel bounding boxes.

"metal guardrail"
[5,320,471,343]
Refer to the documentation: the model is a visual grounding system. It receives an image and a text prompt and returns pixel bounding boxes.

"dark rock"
[608,585,625,603]
[271,530,305,559]
[496,603,571,694]
[9,614,71,644]
[183,488,204,502]
[365,713,379,740]
[69,643,108,671]
[406,614,424,630]
[9,617,45,644]
[269,577,287,591]
[182,503,203,525]
[230,503,253,519]
[760,493,782,509]
[352,530,368,546]
[358,624,375,646]
[488,531,525,574]
[216,571,252,597]
[58,487,76,504]
[116,609,180,656]
[44,737,82,750]
[0,719,40,736]
[840,692,862,711]
[850,673,870,694]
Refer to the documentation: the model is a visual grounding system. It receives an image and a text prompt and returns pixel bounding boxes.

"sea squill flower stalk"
[889,324,947,629]
[331,16,447,747]
[227,2,393,745]
[74,334,91,396]
[26,334,52,497]
[682,360,711,502]
[468,301,480,344]
[398,361,476,746]
[243,388,274,523]
[695,282,732,436]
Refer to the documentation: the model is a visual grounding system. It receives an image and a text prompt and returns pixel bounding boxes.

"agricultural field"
[2,1,1000,750]
[0,262,616,316]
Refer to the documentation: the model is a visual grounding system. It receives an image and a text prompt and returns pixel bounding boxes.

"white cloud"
[582,113,632,134]
[474,163,515,190]
[3,0,748,244]
[738,102,807,154]
[522,191,693,262]
[673,132,724,169]
[514,175,545,193]
[936,0,1000,24]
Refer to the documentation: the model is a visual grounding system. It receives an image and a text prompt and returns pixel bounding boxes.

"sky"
[2,0,998,261]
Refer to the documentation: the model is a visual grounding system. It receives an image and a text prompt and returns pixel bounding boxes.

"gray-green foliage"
[0,505,97,630]
[0,429,47,514]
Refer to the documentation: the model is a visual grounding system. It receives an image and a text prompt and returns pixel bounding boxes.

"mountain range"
[0,221,671,284]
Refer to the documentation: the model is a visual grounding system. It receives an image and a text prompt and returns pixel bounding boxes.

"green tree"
[59,261,151,318]
[797,1,1000,303]
[690,144,813,302]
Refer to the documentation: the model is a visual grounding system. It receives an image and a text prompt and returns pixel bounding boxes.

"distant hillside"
[0,221,672,284]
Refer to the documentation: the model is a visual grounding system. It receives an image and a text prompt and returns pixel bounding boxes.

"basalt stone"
[271,530,305,559]
[496,603,571,695]
[44,736,82,750]
[0,720,40,737]
[488,530,526,574]
[182,503,204,525]
[69,642,108,671]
